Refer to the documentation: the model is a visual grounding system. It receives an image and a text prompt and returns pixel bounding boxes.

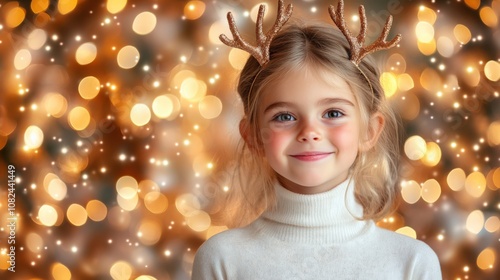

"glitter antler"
[328,0,401,65]
[219,0,293,66]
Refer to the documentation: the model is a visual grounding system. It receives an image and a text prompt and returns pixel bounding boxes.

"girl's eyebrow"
[264,98,354,114]
[317,98,355,107]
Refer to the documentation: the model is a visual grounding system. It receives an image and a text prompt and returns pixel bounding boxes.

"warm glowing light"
[38,204,58,226]
[137,220,162,245]
[420,68,441,92]
[28,29,47,50]
[107,0,127,14]
[116,175,139,199]
[417,6,437,24]
[465,172,486,198]
[117,45,140,69]
[75,42,97,65]
[152,95,174,119]
[68,106,91,131]
[404,135,427,160]
[78,76,101,99]
[396,226,417,239]
[58,0,77,15]
[51,262,72,280]
[380,72,398,97]
[186,210,211,232]
[47,178,67,201]
[24,125,44,149]
[487,121,500,146]
[14,49,32,70]
[130,103,151,126]
[484,60,500,82]
[454,24,472,44]
[401,180,421,204]
[436,36,454,58]
[484,216,500,233]
[144,192,168,214]
[397,73,414,91]
[477,247,496,270]
[67,204,88,226]
[175,193,201,217]
[480,7,498,27]
[421,179,441,203]
[184,1,206,20]
[31,0,50,14]
[6,6,26,28]
[228,48,249,70]
[447,168,466,191]
[86,200,108,222]
[466,210,484,234]
[110,261,133,280]
[415,22,435,43]
[421,142,441,166]
[464,0,480,9]
[132,12,157,35]
[198,95,223,119]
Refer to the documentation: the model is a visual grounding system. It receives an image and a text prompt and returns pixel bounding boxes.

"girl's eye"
[273,113,296,122]
[324,110,343,118]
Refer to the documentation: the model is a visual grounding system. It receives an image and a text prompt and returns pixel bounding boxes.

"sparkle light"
[24,125,44,149]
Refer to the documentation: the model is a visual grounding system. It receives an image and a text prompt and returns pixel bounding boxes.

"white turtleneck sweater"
[192,179,442,279]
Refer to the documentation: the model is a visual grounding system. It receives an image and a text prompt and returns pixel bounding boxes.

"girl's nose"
[297,121,322,142]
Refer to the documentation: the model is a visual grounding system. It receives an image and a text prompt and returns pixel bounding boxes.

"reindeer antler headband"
[219,0,402,91]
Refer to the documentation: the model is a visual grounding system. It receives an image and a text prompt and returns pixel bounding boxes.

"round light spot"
[421,142,441,166]
[175,193,201,217]
[144,192,168,214]
[396,226,417,239]
[480,7,498,27]
[130,103,151,126]
[436,36,454,58]
[199,95,223,119]
[47,178,67,201]
[418,6,437,24]
[404,135,427,160]
[152,95,174,119]
[86,200,108,222]
[28,29,47,50]
[132,12,157,35]
[465,172,486,198]
[454,24,471,44]
[477,247,496,270]
[184,1,206,20]
[75,42,97,65]
[42,92,67,118]
[31,0,50,14]
[78,76,101,99]
[484,60,500,82]
[415,21,434,43]
[14,49,32,70]
[51,262,71,280]
[401,180,421,204]
[24,125,44,149]
[421,179,441,203]
[447,168,466,191]
[107,0,127,14]
[58,0,77,14]
[68,106,91,131]
[466,210,484,234]
[484,216,500,233]
[487,121,500,146]
[186,210,211,232]
[380,72,398,97]
[6,6,26,28]
[117,45,140,69]
[228,48,249,70]
[39,204,58,226]
[110,261,132,280]
[137,220,162,245]
[67,204,88,226]
[116,175,139,199]
[397,73,414,91]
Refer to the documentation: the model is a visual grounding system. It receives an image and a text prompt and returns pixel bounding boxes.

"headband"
[219,0,402,95]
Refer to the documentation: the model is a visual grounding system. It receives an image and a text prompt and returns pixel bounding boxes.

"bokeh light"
[1,1,499,279]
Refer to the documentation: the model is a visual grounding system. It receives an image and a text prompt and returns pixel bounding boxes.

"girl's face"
[257,67,363,194]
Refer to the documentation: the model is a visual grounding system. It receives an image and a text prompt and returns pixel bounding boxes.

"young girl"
[193,1,441,279]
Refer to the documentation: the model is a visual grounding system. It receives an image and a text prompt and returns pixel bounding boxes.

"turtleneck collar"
[252,178,373,245]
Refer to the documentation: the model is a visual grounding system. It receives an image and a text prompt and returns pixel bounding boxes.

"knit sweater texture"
[192,179,442,279]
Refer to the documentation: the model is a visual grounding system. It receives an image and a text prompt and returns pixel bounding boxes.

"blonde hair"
[210,22,402,227]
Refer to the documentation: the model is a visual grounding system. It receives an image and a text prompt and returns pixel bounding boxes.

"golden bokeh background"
[0,0,499,279]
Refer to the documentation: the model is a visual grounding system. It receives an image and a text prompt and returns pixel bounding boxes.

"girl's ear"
[360,112,385,152]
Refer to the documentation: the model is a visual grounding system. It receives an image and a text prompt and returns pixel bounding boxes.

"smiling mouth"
[290,152,333,162]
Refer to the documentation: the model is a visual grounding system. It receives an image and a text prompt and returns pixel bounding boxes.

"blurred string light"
[0,0,498,279]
